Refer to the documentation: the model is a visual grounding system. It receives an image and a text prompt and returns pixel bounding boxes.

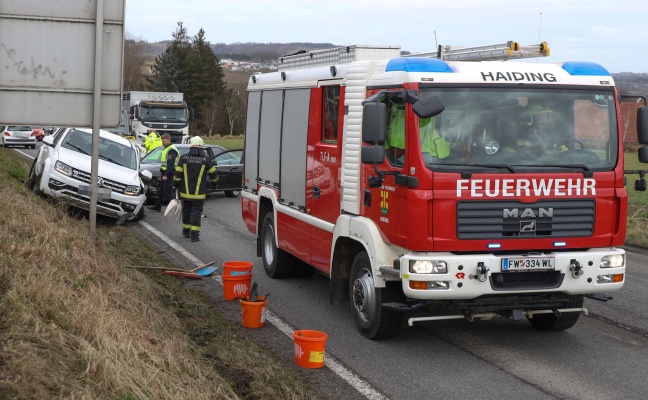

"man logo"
[233,283,248,295]
[503,207,553,218]
[520,220,536,232]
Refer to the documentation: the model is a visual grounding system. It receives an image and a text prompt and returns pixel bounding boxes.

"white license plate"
[502,257,555,271]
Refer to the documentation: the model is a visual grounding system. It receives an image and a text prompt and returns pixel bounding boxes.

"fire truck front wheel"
[350,251,404,340]
[527,294,584,331]
[261,212,296,278]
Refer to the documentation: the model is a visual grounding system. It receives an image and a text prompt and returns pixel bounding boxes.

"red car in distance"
[32,127,45,141]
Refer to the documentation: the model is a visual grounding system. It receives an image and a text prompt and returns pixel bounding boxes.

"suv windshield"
[414,86,618,172]
[61,129,137,170]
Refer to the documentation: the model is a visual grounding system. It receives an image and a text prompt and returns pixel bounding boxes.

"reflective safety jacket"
[144,131,162,154]
[173,147,217,200]
[160,144,179,178]
[419,117,450,159]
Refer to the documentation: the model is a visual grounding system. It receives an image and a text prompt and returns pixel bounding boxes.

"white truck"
[122,91,190,144]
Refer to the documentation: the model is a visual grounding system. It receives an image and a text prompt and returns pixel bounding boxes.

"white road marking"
[15,149,35,159]
[138,220,388,400]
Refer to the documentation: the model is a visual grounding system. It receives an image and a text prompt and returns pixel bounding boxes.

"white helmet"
[189,136,204,147]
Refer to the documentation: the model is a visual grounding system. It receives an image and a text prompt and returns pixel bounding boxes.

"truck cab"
[123,92,190,144]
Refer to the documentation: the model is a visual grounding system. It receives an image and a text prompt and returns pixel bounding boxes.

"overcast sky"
[125,0,647,73]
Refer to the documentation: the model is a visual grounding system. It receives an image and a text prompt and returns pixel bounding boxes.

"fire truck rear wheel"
[350,251,404,340]
[527,294,584,331]
[261,212,296,278]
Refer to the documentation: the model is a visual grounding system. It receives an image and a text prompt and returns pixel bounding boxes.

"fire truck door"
[308,85,342,271]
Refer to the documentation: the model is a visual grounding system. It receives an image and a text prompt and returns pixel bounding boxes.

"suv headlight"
[410,260,448,274]
[600,254,624,268]
[124,185,141,196]
[54,161,72,176]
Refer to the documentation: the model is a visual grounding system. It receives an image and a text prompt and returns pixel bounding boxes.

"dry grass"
[0,149,319,400]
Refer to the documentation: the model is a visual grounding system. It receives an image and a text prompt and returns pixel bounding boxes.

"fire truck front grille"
[490,271,564,291]
[456,200,595,240]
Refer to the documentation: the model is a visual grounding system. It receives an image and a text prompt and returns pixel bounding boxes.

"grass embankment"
[203,136,244,150]
[0,148,318,399]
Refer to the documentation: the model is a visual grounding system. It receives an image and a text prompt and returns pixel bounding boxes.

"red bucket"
[239,296,267,328]
[222,274,251,301]
[292,330,328,368]
[223,260,253,276]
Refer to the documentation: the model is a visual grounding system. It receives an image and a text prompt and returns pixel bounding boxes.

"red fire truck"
[241,42,648,339]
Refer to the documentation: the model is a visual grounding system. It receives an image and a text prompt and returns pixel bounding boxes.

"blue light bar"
[488,243,501,249]
[386,58,453,73]
[561,61,610,76]
[554,241,567,247]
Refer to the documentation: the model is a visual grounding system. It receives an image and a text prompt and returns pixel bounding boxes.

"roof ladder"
[406,41,550,61]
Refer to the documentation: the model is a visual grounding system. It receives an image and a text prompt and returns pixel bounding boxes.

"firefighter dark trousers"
[156,177,174,207]
[181,199,204,240]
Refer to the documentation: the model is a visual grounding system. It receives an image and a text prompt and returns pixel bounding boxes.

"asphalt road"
[136,194,648,400]
[16,144,648,399]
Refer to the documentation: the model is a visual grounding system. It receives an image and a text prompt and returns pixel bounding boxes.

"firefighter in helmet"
[524,101,552,132]
[523,101,568,153]
[173,136,217,242]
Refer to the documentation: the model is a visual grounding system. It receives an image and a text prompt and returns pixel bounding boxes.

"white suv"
[27,127,152,222]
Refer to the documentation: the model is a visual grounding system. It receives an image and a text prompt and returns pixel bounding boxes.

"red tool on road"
[163,271,203,279]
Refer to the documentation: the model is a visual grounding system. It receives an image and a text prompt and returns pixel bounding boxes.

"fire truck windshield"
[140,105,188,123]
[416,86,618,172]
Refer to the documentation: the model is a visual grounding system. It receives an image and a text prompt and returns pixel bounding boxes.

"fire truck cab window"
[419,87,618,172]
[384,100,406,167]
[321,86,340,142]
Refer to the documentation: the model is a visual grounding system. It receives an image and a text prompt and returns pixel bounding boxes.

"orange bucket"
[223,260,253,276]
[239,296,267,328]
[222,274,251,301]
[292,330,328,369]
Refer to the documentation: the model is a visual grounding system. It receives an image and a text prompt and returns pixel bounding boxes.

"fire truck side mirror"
[638,146,648,164]
[361,145,385,164]
[362,102,387,144]
[412,95,445,119]
[637,106,648,146]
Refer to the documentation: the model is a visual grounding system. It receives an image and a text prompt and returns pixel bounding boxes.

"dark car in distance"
[140,144,243,200]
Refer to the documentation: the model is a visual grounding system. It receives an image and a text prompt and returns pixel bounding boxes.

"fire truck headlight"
[410,260,447,274]
[600,254,624,268]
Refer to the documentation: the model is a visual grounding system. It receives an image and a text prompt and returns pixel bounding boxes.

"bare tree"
[123,31,148,91]
[197,96,224,137]
[223,88,245,136]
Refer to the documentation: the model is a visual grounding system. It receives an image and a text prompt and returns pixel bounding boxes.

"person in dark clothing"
[148,133,179,211]
[172,136,217,242]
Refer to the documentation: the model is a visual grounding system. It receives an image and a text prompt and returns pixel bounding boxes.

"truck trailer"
[122,91,190,144]
[241,42,648,339]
